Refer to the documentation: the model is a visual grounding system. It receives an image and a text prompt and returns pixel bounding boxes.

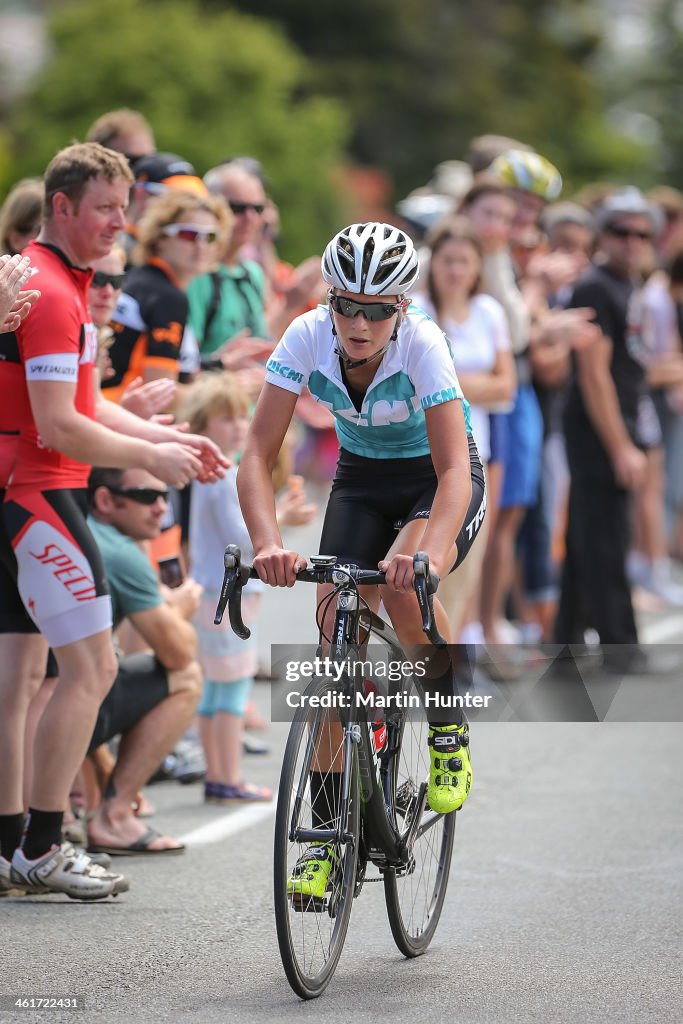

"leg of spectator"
[0,634,50,816]
[22,674,58,810]
[213,710,244,786]
[87,661,200,851]
[480,504,526,644]
[22,630,118,859]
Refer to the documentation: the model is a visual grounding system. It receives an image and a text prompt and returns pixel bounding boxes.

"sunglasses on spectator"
[108,486,170,505]
[161,224,218,243]
[605,225,653,241]
[91,271,126,289]
[228,201,265,216]
[329,294,405,322]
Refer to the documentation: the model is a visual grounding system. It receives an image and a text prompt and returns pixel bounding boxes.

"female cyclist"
[237,223,486,892]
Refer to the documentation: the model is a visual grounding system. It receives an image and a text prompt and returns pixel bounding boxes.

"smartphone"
[158,555,184,589]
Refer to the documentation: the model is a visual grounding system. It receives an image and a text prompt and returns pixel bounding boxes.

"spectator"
[190,161,271,360]
[85,108,156,170]
[2,142,226,900]
[121,152,210,267]
[0,179,43,255]
[182,373,315,803]
[85,465,202,854]
[104,189,230,403]
[554,188,671,673]
[412,216,516,637]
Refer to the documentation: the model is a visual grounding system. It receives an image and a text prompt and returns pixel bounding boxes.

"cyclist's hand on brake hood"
[379,553,418,592]
[253,545,307,587]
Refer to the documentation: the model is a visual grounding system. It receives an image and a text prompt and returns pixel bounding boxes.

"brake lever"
[413,551,447,647]
[214,544,253,638]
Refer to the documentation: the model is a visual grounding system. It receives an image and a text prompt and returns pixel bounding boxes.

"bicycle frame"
[286,583,440,876]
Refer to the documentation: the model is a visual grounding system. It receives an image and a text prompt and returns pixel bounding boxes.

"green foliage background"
[1,0,680,258]
[3,0,350,262]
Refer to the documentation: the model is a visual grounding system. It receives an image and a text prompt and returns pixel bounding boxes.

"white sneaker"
[0,854,27,896]
[10,843,129,900]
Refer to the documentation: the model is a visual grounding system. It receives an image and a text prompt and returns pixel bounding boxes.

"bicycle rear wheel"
[274,684,359,999]
[383,685,456,956]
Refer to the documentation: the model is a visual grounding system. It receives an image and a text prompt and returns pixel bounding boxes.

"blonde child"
[181,373,315,802]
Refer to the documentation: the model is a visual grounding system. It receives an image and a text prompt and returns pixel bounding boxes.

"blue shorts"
[500,384,543,510]
[488,413,510,465]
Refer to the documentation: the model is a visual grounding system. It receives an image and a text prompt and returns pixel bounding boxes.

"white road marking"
[641,617,683,644]
[178,803,275,847]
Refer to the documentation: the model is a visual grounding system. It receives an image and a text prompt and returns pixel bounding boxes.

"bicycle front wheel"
[274,685,360,999]
[383,693,456,956]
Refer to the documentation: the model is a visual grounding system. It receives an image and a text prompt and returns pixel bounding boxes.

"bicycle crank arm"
[397,781,428,861]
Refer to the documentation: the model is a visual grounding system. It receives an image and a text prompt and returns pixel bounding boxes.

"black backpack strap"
[202,271,223,342]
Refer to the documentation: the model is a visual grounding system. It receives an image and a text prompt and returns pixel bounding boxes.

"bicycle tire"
[383,689,456,957]
[274,681,360,999]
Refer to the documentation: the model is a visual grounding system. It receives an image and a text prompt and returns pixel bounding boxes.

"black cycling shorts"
[319,435,486,573]
[88,652,169,752]
[0,487,38,634]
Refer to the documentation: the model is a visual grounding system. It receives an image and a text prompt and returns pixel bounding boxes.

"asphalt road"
[2,512,682,1023]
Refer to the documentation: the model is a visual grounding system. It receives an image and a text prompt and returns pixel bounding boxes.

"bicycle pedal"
[289,893,327,914]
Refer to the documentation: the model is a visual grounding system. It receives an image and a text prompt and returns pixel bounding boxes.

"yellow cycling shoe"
[427,723,472,814]
[287,843,339,900]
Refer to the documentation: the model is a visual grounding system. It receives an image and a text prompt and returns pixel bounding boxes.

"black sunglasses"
[108,486,170,505]
[228,200,265,215]
[605,225,653,241]
[329,294,403,322]
[91,271,127,289]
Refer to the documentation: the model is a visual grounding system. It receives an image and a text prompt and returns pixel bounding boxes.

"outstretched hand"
[0,254,41,331]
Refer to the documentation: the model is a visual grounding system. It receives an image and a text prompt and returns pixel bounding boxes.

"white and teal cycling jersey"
[265,304,472,460]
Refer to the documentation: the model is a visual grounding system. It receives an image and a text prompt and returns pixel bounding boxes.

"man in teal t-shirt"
[188,162,268,356]
[83,466,203,855]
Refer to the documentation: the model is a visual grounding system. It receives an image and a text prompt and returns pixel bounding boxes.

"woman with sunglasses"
[239,223,485,856]
[103,190,229,404]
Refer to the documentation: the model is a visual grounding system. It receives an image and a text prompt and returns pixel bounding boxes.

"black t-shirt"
[564,264,647,462]
[104,260,189,399]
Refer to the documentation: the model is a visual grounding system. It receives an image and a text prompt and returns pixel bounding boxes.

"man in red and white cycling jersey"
[0,143,227,900]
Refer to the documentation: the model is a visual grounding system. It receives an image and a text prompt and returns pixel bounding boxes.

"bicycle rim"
[383,698,456,956]
[274,694,359,999]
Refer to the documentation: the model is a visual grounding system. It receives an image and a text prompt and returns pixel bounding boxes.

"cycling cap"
[490,149,563,201]
[596,187,663,235]
[322,222,420,295]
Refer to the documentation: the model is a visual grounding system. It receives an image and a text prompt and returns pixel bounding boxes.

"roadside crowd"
[1,108,682,900]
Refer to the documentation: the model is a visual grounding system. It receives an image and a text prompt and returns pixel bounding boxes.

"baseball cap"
[134,152,208,197]
[596,187,663,234]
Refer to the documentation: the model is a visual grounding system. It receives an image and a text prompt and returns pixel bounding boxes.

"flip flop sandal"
[88,827,185,856]
[209,781,272,804]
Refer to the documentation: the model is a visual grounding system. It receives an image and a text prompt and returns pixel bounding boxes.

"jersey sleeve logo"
[421,386,461,410]
[25,353,78,382]
[266,357,304,384]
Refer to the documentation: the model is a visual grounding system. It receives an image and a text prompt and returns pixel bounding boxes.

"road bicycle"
[215,545,458,999]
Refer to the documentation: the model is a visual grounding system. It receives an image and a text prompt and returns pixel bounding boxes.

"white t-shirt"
[412,293,511,460]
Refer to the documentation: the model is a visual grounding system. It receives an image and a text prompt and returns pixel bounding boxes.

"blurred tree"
[219,0,655,196]
[614,0,683,185]
[3,0,350,261]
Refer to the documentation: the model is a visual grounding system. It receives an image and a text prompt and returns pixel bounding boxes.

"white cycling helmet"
[321,222,419,296]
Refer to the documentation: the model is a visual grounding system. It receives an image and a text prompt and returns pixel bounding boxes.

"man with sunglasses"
[188,162,269,361]
[84,465,202,856]
[555,188,671,674]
